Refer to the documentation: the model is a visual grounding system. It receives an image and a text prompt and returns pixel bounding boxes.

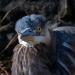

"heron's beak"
[20,28,37,39]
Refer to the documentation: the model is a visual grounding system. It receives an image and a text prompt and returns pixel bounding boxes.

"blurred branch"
[0,6,18,55]
[0,34,18,55]
[0,23,13,32]
[0,66,8,75]
[0,25,9,31]
[0,6,17,24]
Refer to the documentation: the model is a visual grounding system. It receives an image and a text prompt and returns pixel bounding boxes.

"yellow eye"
[19,32,21,35]
[38,27,41,32]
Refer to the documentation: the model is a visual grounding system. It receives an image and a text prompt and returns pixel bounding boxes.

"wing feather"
[63,40,75,52]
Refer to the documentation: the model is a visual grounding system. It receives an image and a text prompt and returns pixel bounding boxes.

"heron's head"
[15,14,50,47]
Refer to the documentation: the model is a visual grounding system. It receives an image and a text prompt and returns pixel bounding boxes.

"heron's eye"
[38,27,41,32]
[19,32,21,35]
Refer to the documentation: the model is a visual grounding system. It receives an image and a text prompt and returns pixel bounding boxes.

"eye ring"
[38,27,41,32]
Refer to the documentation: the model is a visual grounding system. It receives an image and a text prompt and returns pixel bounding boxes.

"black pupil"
[39,28,40,30]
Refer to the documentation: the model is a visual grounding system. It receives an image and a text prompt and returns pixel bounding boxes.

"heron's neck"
[18,35,31,47]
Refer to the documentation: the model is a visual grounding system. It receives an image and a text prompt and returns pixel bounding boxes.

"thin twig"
[0,34,18,55]
[0,24,10,31]
[0,6,17,24]
[0,66,8,75]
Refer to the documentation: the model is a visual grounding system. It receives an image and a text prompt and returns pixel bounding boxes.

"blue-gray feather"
[15,14,46,33]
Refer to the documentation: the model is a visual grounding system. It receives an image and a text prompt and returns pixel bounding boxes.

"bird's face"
[15,14,50,47]
[19,25,43,38]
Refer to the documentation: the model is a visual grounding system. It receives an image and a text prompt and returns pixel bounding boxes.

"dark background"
[0,0,75,74]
